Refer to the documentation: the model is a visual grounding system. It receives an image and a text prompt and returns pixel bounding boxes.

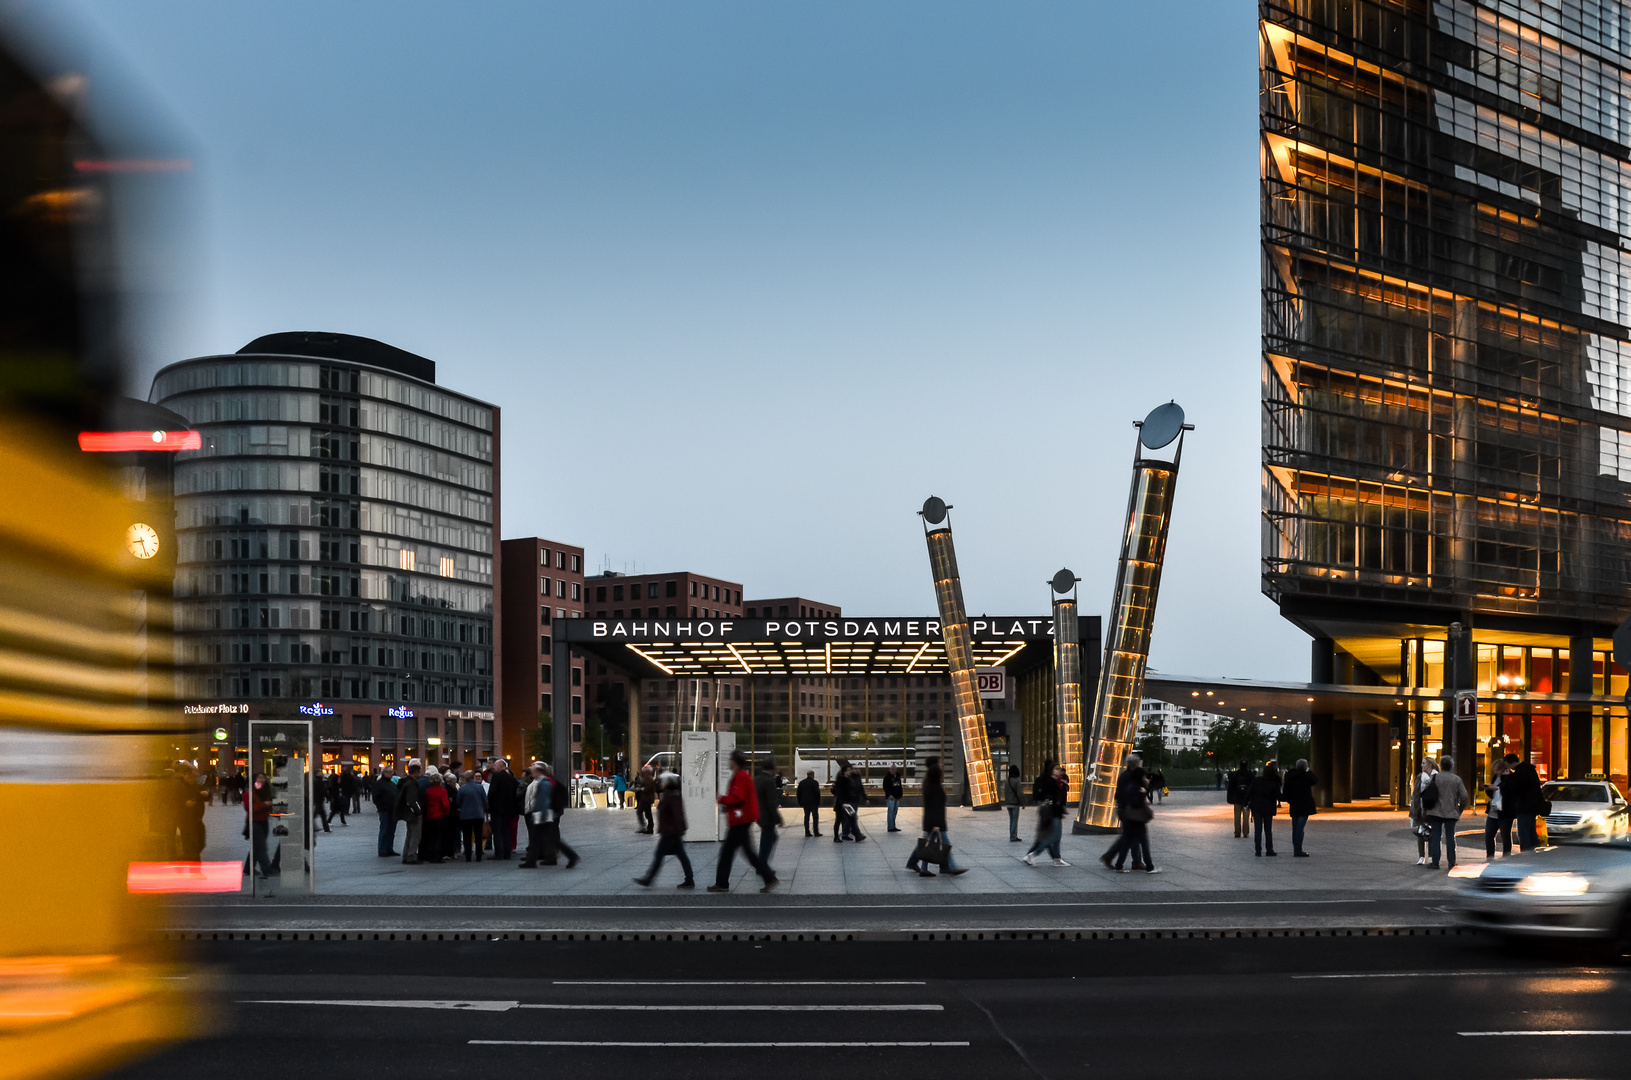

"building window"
[665,581,676,598]
[556,580,566,598]
[571,583,581,601]
[540,549,550,566]
[540,608,551,625]
[690,581,698,597]
[541,664,551,682]
[541,692,551,712]
[540,577,551,595]
[571,554,581,572]
[557,551,566,569]
[571,695,582,715]
[439,557,455,577]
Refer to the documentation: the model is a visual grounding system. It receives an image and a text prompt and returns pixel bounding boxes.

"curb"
[159,924,1467,945]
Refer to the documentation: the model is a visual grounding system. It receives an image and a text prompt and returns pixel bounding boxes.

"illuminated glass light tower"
[1078,404,1189,832]
[1051,568,1084,803]
[920,496,998,808]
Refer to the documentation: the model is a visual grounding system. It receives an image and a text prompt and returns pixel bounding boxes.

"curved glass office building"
[151,332,499,774]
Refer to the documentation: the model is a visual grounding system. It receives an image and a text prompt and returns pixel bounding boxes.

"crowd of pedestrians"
[210,742,1552,887]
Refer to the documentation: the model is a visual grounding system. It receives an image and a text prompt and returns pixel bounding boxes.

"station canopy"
[561,615,1080,677]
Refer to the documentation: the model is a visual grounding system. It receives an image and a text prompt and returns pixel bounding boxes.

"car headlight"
[1517,872,1591,896]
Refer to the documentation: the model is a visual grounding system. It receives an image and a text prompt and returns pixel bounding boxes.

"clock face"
[126,523,160,560]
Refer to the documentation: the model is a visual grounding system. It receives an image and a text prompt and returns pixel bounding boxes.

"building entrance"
[557,614,1099,803]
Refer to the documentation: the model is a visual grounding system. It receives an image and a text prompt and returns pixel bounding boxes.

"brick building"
[585,570,745,770]
[499,537,585,767]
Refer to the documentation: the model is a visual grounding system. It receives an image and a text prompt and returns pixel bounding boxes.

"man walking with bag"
[1422,755,1469,870]
[905,758,966,878]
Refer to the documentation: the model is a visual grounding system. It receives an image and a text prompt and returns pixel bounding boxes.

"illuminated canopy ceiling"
[561,615,1082,678]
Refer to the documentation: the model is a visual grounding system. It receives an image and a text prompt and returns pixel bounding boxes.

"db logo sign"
[976,668,1006,699]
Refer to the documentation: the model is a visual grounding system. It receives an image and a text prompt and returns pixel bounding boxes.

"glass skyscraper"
[1260,0,1631,792]
[151,332,499,775]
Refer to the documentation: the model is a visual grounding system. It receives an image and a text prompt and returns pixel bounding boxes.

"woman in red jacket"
[422,766,452,864]
[709,750,778,893]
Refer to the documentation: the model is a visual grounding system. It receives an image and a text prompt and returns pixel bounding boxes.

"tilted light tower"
[1051,568,1084,804]
[1076,403,1190,832]
[920,496,998,808]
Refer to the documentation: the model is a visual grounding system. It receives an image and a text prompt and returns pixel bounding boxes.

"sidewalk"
[197,790,1477,900]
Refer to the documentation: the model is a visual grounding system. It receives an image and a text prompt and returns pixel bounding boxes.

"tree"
[1135,717,1168,769]
[1273,725,1311,768]
[1174,747,1203,769]
[523,710,553,766]
[1202,717,1271,770]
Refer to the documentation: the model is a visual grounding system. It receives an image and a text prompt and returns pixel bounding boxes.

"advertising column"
[247,719,315,896]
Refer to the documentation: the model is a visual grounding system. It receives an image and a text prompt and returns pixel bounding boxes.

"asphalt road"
[105,932,1630,1080]
[164,888,1458,936]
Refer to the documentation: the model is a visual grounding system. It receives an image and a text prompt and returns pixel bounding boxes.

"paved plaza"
[198,790,1484,899]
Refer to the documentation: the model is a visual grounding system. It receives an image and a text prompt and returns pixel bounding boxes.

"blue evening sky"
[56,0,1310,681]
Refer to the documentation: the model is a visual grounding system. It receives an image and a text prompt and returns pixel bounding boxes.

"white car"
[1543,781,1631,844]
[1456,841,1631,953]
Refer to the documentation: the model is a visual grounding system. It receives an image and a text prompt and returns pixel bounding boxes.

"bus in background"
[793,746,917,787]
[0,20,202,1079]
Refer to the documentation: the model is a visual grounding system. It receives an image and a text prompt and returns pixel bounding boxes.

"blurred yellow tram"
[0,21,202,1080]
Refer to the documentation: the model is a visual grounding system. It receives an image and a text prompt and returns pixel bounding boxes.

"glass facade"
[1259,0,1631,790]
[151,341,497,768]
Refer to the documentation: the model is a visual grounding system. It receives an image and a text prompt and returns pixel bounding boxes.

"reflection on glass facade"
[1260,0,1631,790]
[151,335,498,769]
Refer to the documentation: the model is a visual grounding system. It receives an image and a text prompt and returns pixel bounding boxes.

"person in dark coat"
[396,761,424,863]
[340,766,359,815]
[797,770,822,836]
[883,765,905,833]
[905,758,966,877]
[1101,761,1156,873]
[1247,761,1283,857]
[173,765,206,861]
[1503,755,1546,851]
[1281,759,1318,857]
[372,765,398,857]
[634,773,693,887]
[1024,764,1070,866]
[755,761,783,873]
[1227,760,1255,839]
[327,771,347,826]
[633,765,658,835]
[484,758,522,860]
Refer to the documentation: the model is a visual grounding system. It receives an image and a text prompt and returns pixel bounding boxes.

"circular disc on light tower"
[1051,568,1076,595]
[1139,402,1185,450]
[920,496,948,525]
